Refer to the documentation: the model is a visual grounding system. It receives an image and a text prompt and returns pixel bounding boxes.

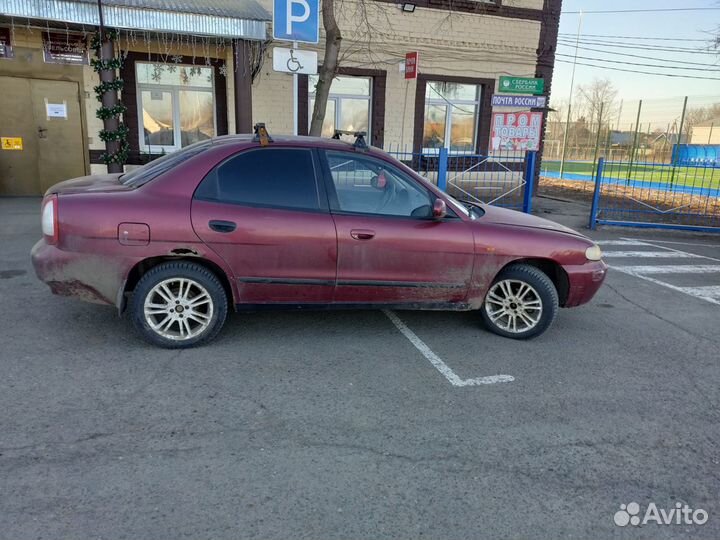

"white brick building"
[0,0,560,194]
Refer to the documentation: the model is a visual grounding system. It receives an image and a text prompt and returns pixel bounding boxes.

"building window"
[422,82,481,154]
[308,75,371,139]
[136,62,216,152]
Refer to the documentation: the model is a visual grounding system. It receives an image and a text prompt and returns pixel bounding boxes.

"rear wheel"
[131,261,228,348]
[480,264,558,339]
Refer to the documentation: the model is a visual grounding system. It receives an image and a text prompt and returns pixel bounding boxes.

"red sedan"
[32,133,607,348]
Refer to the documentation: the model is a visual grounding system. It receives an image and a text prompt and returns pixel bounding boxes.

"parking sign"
[273,0,320,44]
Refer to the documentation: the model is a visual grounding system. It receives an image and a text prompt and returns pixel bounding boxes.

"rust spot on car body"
[47,280,112,304]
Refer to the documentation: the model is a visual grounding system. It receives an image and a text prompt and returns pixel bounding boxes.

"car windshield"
[120,140,213,188]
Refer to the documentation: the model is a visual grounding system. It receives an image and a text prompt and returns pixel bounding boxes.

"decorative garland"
[95,103,127,120]
[91,29,128,166]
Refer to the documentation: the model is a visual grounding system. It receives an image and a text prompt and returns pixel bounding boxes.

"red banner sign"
[405,51,418,80]
[491,111,543,151]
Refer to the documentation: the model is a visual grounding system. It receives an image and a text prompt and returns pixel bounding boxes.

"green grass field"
[541,160,720,189]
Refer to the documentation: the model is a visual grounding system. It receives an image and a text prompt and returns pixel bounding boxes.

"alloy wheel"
[484,279,543,334]
[143,278,214,340]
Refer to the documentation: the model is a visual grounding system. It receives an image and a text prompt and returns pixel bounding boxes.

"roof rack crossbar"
[332,130,368,150]
[253,123,273,146]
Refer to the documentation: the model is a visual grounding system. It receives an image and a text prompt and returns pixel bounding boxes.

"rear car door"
[191,147,337,304]
[320,150,475,305]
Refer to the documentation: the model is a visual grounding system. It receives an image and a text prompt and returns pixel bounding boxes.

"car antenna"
[253,123,273,146]
[332,130,368,151]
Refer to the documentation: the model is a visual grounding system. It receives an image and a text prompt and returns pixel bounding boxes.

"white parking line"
[597,240,652,246]
[603,251,703,258]
[625,238,720,248]
[598,238,720,307]
[383,310,514,387]
[611,265,720,274]
[677,286,720,302]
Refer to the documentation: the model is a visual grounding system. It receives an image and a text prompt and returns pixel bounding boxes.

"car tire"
[130,261,228,348]
[480,263,558,340]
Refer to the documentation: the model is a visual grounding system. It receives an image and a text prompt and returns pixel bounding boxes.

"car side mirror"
[432,198,447,219]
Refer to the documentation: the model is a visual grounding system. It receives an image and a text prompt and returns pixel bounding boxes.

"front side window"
[309,76,371,140]
[422,82,481,154]
[325,151,433,218]
[136,62,216,152]
[195,148,320,211]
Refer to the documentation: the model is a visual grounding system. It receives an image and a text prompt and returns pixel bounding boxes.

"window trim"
[308,75,372,139]
[317,149,459,221]
[135,61,217,154]
[422,82,482,155]
[108,51,228,167]
[413,74,495,156]
[193,146,329,213]
[298,67,387,148]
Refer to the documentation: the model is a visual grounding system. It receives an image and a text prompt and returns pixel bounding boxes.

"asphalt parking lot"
[2,196,719,539]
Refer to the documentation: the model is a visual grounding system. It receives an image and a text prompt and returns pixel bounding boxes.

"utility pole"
[558,10,582,179]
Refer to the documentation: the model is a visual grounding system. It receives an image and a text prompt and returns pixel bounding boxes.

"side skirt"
[234,302,473,312]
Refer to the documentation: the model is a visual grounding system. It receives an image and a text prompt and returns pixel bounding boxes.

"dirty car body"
[32,134,607,348]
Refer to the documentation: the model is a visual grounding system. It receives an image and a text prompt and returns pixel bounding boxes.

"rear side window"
[121,140,212,187]
[195,148,320,210]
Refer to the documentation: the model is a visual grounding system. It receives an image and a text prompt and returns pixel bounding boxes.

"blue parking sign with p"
[273,0,320,44]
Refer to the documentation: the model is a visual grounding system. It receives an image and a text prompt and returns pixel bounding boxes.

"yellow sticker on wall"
[1,137,23,150]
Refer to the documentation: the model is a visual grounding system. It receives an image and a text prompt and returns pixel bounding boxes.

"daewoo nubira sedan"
[32,129,607,348]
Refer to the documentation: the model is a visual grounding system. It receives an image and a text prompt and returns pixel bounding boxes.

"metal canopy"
[2,0,270,39]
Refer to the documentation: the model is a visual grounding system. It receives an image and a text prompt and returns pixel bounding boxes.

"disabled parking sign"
[273,0,320,44]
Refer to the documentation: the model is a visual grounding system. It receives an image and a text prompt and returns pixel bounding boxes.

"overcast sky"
[550,1,719,124]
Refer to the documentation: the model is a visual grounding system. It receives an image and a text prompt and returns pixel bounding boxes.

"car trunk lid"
[45,173,133,195]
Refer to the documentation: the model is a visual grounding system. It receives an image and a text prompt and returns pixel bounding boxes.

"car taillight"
[41,195,59,245]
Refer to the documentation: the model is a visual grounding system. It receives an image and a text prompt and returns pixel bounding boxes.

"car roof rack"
[253,123,273,146]
[332,130,368,150]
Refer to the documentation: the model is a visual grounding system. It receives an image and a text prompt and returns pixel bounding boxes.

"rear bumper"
[563,260,608,307]
[31,239,120,306]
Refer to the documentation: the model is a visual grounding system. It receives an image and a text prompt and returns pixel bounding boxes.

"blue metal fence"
[588,156,720,232]
[387,147,537,213]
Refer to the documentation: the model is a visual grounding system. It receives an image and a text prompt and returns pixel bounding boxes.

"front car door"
[320,150,475,305]
[191,146,337,304]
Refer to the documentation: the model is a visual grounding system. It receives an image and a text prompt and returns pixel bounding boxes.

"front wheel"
[480,264,559,339]
[131,261,228,348]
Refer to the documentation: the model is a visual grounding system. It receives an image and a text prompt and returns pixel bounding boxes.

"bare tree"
[309,0,342,136]
[684,103,720,130]
[576,78,618,129]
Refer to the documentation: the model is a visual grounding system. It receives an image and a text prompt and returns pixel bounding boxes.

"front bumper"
[31,239,121,306]
[563,260,609,307]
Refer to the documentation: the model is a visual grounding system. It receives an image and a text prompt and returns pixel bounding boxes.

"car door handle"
[350,229,375,240]
[209,220,237,233]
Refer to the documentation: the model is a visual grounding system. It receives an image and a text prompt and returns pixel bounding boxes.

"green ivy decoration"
[95,103,127,120]
[100,141,130,165]
[90,29,120,51]
[91,57,124,71]
[99,123,129,142]
[93,79,124,99]
[92,28,128,167]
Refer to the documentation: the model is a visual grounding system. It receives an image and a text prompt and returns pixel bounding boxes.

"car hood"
[479,204,586,238]
[45,173,131,195]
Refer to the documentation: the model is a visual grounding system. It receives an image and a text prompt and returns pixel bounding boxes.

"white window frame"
[423,82,481,155]
[136,62,217,154]
[308,75,372,138]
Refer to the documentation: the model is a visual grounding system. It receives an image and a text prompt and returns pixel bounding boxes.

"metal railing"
[588,156,720,232]
[387,147,537,212]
